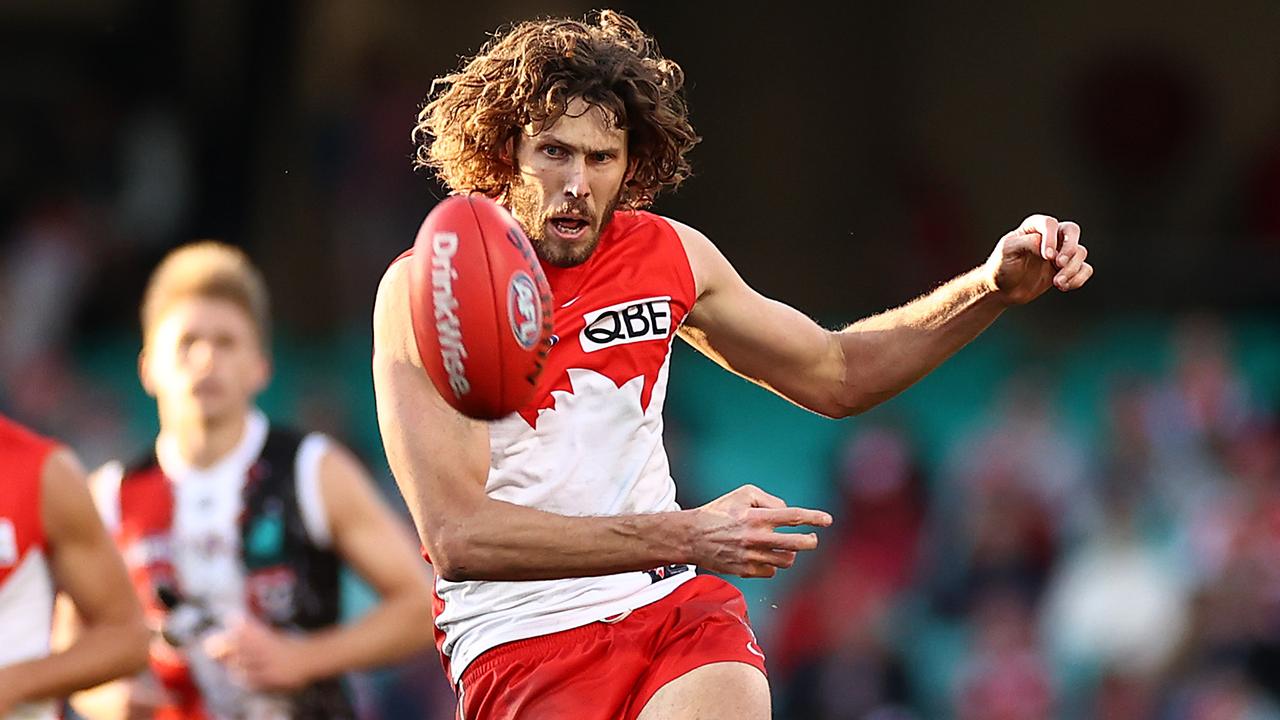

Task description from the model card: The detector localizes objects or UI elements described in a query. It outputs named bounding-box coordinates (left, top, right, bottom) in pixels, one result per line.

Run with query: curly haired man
left=373, top=11, right=1093, bottom=719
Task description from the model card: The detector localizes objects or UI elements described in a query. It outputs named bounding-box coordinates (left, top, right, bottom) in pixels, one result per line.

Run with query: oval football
left=407, top=195, right=553, bottom=420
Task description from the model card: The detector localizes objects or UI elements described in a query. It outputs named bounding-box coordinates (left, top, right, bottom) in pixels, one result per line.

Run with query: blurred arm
left=285, top=444, right=435, bottom=679
left=0, top=449, right=149, bottom=705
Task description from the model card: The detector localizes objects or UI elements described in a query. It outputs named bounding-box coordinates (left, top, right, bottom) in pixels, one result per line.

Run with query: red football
left=407, top=194, right=554, bottom=420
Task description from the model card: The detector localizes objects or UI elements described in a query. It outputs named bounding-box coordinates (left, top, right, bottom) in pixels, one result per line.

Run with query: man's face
left=508, top=98, right=629, bottom=267
left=141, top=297, right=269, bottom=426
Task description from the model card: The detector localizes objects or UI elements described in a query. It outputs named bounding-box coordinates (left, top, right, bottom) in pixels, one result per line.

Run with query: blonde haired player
left=76, top=241, right=434, bottom=718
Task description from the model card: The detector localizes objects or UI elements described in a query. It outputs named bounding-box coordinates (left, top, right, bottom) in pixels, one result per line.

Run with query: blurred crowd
left=770, top=317, right=1280, bottom=720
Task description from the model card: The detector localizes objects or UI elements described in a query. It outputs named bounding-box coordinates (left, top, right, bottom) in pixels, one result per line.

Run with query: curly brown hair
left=413, top=10, right=699, bottom=209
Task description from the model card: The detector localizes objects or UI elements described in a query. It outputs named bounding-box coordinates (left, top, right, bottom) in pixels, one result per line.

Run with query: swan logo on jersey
left=507, top=271, right=542, bottom=350
left=579, top=296, right=672, bottom=353
left=0, top=518, right=15, bottom=567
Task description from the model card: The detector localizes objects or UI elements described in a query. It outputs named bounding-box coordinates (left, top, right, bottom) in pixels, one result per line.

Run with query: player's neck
left=160, top=408, right=249, bottom=470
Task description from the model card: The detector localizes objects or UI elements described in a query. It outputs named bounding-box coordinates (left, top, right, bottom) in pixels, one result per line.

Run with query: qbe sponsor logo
left=579, top=296, right=672, bottom=353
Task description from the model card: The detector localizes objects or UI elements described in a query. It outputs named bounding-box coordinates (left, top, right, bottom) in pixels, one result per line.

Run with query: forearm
left=835, top=265, right=1006, bottom=414
left=292, top=590, right=432, bottom=681
left=0, top=619, right=148, bottom=705
left=431, top=498, right=695, bottom=582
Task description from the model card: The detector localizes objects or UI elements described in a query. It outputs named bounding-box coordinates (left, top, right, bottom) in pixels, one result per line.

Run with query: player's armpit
left=0, top=449, right=149, bottom=707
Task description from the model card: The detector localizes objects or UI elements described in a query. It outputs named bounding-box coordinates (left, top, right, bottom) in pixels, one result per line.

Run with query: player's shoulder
left=378, top=248, right=413, bottom=295
left=376, top=248, right=414, bottom=300
left=653, top=214, right=710, bottom=245
left=86, top=459, right=125, bottom=521
left=314, top=438, right=370, bottom=492
left=86, top=449, right=155, bottom=531
left=0, top=418, right=70, bottom=508
left=273, top=425, right=366, bottom=483
left=39, top=446, right=98, bottom=539
left=42, top=446, right=86, bottom=479
left=387, top=246, right=415, bottom=269
left=273, top=424, right=361, bottom=475
left=260, top=421, right=345, bottom=479
left=372, top=253, right=421, bottom=366
left=264, top=422, right=308, bottom=448
left=0, top=414, right=57, bottom=456
left=651, top=215, right=722, bottom=297
left=615, top=210, right=701, bottom=245
left=601, top=210, right=713, bottom=271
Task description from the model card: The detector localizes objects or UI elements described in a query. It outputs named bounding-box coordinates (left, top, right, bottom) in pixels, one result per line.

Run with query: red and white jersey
left=429, top=210, right=700, bottom=682
left=0, top=415, right=58, bottom=720
left=91, top=410, right=336, bottom=718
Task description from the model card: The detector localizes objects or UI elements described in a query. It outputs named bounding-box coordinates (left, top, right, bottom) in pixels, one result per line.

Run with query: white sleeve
left=88, top=461, right=124, bottom=534
left=294, top=434, right=333, bottom=549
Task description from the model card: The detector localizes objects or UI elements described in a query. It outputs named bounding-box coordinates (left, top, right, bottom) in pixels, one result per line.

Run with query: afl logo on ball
left=507, top=272, right=542, bottom=350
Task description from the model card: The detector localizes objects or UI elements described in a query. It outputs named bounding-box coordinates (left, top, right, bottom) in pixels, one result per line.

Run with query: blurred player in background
left=0, top=414, right=148, bottom=719
left=74, top=242, right=434, bottom=719
left=377, top=10, right=1094, bottom=720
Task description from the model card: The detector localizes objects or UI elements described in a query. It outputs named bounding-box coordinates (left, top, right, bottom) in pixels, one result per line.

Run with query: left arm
left=675, top=214, right=1093, bottom=418
left=0, top=449, right=149, bottom=712
left=215, top=443, right=435, bottom=690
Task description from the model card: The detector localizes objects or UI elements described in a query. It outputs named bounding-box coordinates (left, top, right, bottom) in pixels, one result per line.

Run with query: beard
left=507, top=180, right=620, bottom=268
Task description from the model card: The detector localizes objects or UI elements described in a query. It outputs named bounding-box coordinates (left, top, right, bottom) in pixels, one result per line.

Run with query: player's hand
left=985, top=214, right=1093, bottom=305
left=205, top=616, right=313, bottom=692
left=686, top=484, right=832, bottom=578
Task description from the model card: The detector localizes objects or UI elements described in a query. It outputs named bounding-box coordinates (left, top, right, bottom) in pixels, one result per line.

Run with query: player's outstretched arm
left=673, top=214, right=1093, bottom=418
left=373, top=260, right=831, bottom=582
left=0, top=449, right=149, bottom=714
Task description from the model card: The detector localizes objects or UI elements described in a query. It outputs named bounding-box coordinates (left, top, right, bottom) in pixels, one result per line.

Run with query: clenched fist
left=986, top=214, right=1093, bottom=305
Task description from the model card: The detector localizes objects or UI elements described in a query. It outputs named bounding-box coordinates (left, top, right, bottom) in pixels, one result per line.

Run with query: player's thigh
left=635, top=661, right=769, bottom=720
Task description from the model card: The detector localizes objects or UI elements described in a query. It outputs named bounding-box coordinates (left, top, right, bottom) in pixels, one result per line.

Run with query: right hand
left=687, top=484, right=832, bottom=578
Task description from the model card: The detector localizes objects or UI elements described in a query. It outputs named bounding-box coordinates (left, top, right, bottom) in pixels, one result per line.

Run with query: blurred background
left=3, top=0, right=1280, bottom=717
